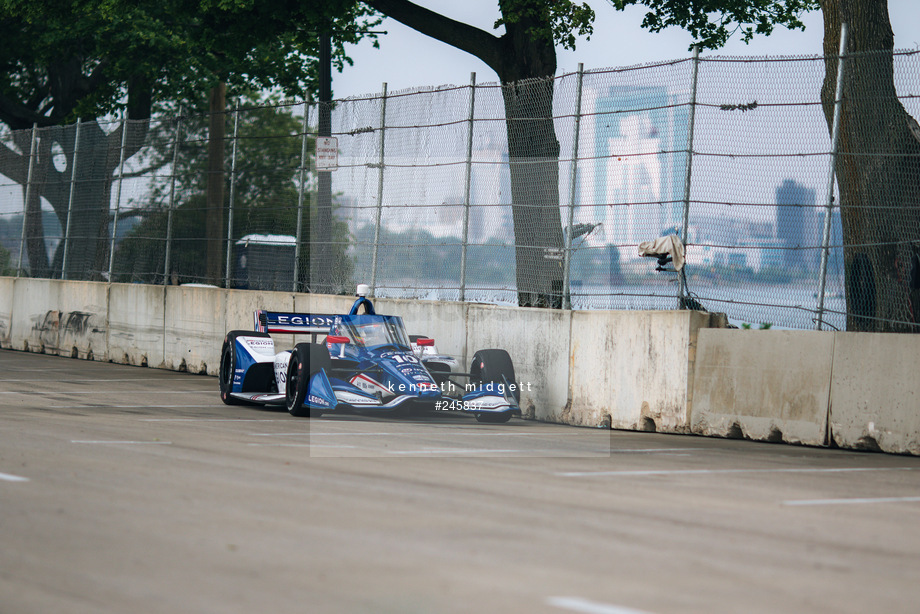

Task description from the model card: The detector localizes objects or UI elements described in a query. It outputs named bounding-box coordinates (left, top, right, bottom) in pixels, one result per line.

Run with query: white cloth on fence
left=638, top=235, right=685, bottom=271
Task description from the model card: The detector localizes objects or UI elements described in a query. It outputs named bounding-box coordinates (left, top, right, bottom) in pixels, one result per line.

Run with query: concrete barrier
left=162, top=285, right=228, bottom=373
left=569, top=309, right=716, bottom=432
left=5, top=279, right=108, bottom=359
left=298, top=293, right=353, bottom=316
left=5, top=276, right=919, bottom=455
left=466, top=303, right=572, bottom=423
left=0, top=277, right=14, bottom=345
left=108, top=283, right=166, bottom=367
left=375, top=297, right=469, bottom=365
left=691, top=329, right=834, bottom=446
left=829, top=333, right=920, bottom=455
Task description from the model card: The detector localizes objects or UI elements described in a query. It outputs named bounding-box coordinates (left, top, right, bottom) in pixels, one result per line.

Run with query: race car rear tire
left=469, top=349, right=518, bottom=424
left=219, top=330, right=272, bottom=406
left=286, top=343, right=331, bottom=417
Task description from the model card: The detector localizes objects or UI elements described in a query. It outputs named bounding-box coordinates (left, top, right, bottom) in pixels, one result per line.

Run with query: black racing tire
left=475, top=411, right=513, bottom=424
left=219, top=330, right=271, bottom=406
left=469, top=349, right=518, bottom=424
left=286, top=343, right=332, bottom=417
left=470, top=349, right=519, bottom=402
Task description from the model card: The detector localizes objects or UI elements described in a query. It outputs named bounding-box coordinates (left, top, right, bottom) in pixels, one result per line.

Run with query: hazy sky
left=333, top=1, right=920, bottom=98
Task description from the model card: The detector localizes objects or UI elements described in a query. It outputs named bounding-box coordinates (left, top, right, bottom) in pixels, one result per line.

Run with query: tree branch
left=82, top=59, right=113, bottom=101
left=0, top=92, right=44, bottom=130
left=363, top=0, right=504, bottom=75
left=0, top=140, right=28, bottom=185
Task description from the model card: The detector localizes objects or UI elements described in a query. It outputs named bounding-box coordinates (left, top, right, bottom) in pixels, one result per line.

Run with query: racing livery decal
left=220, top=290, right=521, bottom=423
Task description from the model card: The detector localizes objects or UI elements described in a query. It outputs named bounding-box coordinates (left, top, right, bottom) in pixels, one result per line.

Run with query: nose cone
left=416, top=384, right=441, bottom=399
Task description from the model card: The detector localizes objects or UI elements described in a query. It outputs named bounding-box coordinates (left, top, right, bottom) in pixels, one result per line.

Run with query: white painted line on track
left=1, top=378, right=192, bottom=382
left=248, top=431, right=579, bottom=437
left=71, top=440, right=173, bottom=445
left=556, top=467, right=919, bottom=477
left=0, top=368, right=83, bottom=373
left=548, top=596, right=656, bottom=614
left=608, top=448, right=697, bottom=454
left=53, top=405, right=217, bottom=409
left=0, top=390, right=210, bottom=395
left=389, top=448, right=529, bottom=455
left=0, top=472, right=30, bottom=483
left=253, top=432, right=418, bottom=436
left=784, top=496, right=920, bottom=506
left=141, top=419, right=288, bottom=422
left=247, top=443, right=358, bottom=448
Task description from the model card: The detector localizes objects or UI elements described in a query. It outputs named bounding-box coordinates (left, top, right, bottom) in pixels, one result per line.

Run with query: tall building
left=775, top=179, right=817, bottom=270
left=578, top=84, right=690, bottom=250
left=468, top=135, right=512, bottom=244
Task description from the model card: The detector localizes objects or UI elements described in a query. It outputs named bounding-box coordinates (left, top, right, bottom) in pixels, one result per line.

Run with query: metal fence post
left=164, top=107, right=183, bottom=285
left=817, top=22, right=849, bottom=331
left=459, top=73, right=476, bottom=302
left=680, top=46, right=701, bottom=304
left=17, top=123, right=38, bottom=277
left=62, top=120, right=82, bottom=280
left=224, top=99, right=241, bottom=289
left=370, top=82, right=387, bottom=295
left=108, top=114, right=129, bottom=281
left=562, top=64, right=584, bottom=310
left=294, top=102, right=311, bottom=292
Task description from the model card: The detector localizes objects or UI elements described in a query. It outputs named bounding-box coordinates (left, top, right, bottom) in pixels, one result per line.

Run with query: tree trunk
left=821, top=0, right=920, bottom=331
left=0, top=73, right=150, bottom=280
left=314, top=31, right=333, bottom=294
left=207, top=83, right=227, bottom=285
left=23, top=135, right=50, bottom=278
left=77, top=121, right=121, bottom=280
left=4, top=121, right=144, bottom=280
left=501, top=77, right=565, bottom=308
left=496, top=18, right=565, bottom=308
left=361, top=0, right=566, bottom=307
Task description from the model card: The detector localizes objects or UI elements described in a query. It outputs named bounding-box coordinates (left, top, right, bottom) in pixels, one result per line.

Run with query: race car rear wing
left=254, top=310, right=338, bottom=335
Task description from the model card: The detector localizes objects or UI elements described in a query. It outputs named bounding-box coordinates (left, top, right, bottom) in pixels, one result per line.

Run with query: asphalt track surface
left=2, top=349, right=920, bottom=614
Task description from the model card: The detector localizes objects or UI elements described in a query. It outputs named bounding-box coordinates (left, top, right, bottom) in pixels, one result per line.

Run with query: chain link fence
left=1, top=48, right=919, bottom=331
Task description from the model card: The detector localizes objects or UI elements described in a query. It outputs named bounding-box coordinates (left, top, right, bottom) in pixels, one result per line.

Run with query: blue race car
left=218, top=287, right=521, bottom=423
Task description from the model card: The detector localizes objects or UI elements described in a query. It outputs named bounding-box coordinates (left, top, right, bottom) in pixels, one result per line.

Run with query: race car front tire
left=219, top=330, right=272, bottom=405
left=474, top=411, right=513, bottom=424
left=469, top=349, right=518, bottom=423
left=286, top=343, right=331, bottom=417
left=470, top=349, right=518, bottom=400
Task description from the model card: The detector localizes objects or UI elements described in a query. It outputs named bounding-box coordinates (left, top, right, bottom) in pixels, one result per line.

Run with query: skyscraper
left=775, top=179, right=816, bottom=270
left=580, top=84, right=689, bottom=249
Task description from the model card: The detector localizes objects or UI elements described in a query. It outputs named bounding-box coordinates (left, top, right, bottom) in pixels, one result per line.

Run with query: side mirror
left=327, top=335, right=350, bottom=344
left=416, top=338, right=435, bottom=347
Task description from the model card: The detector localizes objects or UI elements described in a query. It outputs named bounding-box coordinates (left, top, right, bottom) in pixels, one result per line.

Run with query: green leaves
left=494, top=0, right=595, bottom=50
left=0, top=0, right=381, bottom=127
left=610, top=0, right=820, bottom=50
